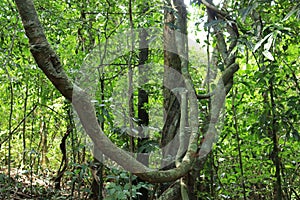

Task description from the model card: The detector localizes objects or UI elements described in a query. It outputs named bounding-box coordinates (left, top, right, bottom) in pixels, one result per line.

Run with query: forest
left=0, top=0, right=299, bottom=199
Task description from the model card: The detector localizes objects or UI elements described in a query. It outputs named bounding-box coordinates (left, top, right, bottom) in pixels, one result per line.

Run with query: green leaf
left=204, top=19, right=224, bottom=28
left=264, top=34, right=273, bottom=51
left=262, top=50, right=274, bottom=61
left=253, top=33, right=273, bottom=52
left=282, top=6, right=298, bottom=21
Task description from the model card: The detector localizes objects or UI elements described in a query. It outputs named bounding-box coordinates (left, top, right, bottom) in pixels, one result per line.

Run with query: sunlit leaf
left=264, top=34, right=273, bottom=51
left=253, top=33, right=273, bottom=52
left=262, top=50, right=274, bottom=61
left=282, top=6, right=298, bottom=21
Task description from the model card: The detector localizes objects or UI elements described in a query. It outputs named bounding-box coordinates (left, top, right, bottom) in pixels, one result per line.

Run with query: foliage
left=0, top=0, right=299, bottom=199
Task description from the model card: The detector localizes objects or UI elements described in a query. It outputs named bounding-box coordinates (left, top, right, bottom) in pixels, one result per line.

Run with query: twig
left=0, top=105, right=38, bottom=147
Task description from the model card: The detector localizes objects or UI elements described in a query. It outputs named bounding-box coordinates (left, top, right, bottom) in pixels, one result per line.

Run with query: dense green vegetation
left=0, top=0, right=299, bottom=199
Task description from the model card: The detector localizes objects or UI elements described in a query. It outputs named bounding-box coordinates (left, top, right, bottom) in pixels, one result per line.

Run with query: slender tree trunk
left=134, top=28, right=150, bottom=200
left=161, top=0, right=194, bottom=199
left=22, top=83, right=29, bottom=165
left=232, top=88, right=246, bottom=200
left=269, top=80, right=282, bottom=200
left=40, top=120, right=48, bottom=169
left=160, top=0, right=182, bottom=197
left=162, top=0, right=182, bottom=171
left=90, top=78, right=105, bottom=200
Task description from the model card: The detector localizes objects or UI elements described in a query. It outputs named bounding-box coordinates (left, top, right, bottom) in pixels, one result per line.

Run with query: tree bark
left=15, top=0, right=198, bottom=184
left=15, top=0, right=239, bottom=189
left=135, top=28, right=150, bottom=200
left=162, top=2, right=182, bottom=169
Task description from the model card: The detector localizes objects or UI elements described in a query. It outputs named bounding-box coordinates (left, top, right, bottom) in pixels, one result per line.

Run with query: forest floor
left=0, top=168, right=62, bottom=200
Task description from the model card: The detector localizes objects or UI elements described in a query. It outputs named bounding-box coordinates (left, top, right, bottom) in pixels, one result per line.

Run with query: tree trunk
left=135, top=28, right=150, bottom=199
left=15, top=0, right=238, bottom=187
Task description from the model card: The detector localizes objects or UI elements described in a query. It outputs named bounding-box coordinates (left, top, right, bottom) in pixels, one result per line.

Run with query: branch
left=15, top=0, right=73, bottom=101
left=197, top=92, right=214, bottom=99
left=201, top=0, right=227, bottom=18
left=157, top=181, right=181, bottom=200
left=195, top=1, right=240, bottom=160
left=202, top=0, right=239, bottom=66
left=0, top=105, right=37, bottom=147
left=15, top=0, right=196, bottom=184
